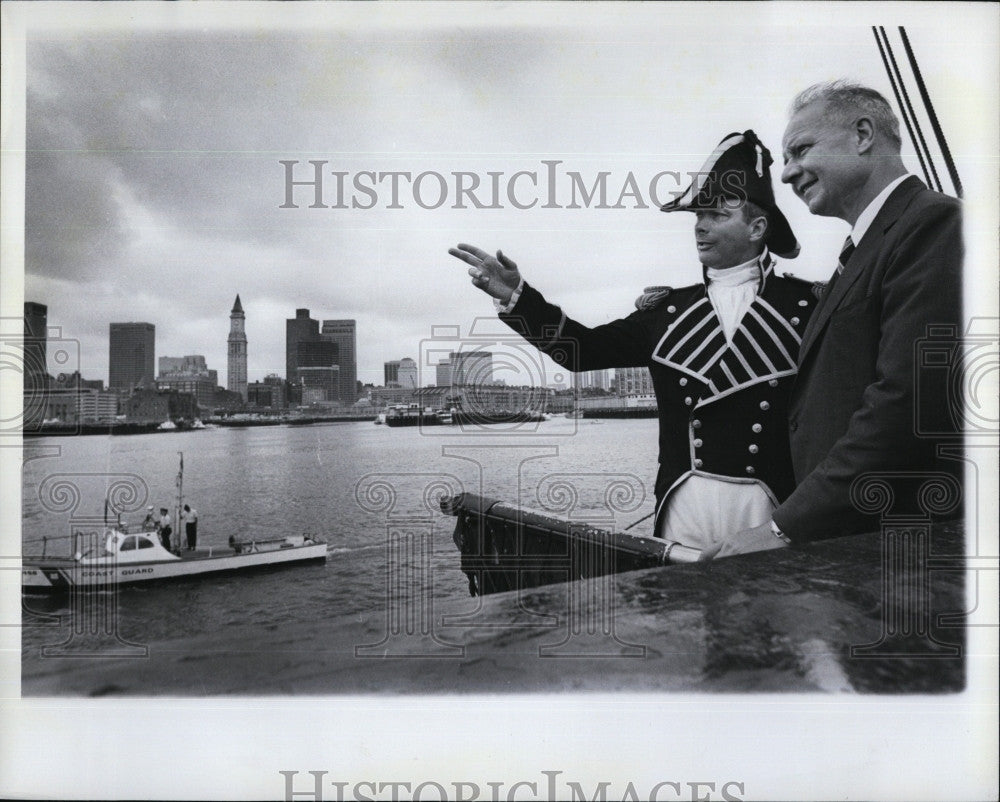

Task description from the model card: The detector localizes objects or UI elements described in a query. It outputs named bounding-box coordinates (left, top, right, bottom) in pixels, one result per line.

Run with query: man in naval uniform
left=450, top=131, right=819, bottom=553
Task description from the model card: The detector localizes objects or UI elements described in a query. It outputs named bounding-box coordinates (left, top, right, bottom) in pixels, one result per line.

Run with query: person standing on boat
left=156, top=507, right=173, bottom=552
left=142, top=506, right=156, bottom=531
left=450, top=131, right=819, bottom=553
left=182, top=504, right=198, bottom=551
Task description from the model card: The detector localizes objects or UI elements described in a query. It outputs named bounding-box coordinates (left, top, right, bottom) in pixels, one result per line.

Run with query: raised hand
left=448, top=243, right=522, bottom=305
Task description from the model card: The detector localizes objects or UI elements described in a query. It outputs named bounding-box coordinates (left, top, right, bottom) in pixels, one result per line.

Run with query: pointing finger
left=455, top=243, right=491, bottom=260
left=449, top=247, right=485, bottom=267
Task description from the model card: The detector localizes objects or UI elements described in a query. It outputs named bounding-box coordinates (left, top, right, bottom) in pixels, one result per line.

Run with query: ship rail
left=22, top=531, right=107, bottom=559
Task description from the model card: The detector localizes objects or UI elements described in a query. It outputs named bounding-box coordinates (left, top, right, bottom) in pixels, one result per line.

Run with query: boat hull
left=22, top=543, right=328, bottom=594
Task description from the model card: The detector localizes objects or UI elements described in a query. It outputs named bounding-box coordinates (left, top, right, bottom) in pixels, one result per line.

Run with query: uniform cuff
left=494, top=278, right=525, bottom=313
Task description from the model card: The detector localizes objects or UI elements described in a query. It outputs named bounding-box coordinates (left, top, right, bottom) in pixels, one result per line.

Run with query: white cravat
left=706, top=255, right=762, bottom=343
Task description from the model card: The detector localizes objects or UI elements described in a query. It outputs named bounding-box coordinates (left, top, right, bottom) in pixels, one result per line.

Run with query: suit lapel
left=798, top=176, right=925, bottom=364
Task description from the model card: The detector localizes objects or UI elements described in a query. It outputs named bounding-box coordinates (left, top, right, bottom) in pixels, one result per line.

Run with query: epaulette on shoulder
left=782, top=272, right=826, bottom=300
left=634, top=285, right=672, bottom=312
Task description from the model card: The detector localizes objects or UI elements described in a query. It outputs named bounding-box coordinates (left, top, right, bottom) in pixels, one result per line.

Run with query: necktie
left=837, top=235, right=855, bottom=274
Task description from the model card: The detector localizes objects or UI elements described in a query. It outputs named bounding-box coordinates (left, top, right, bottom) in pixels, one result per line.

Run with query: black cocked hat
left=660, top=130, right=800, bottom=259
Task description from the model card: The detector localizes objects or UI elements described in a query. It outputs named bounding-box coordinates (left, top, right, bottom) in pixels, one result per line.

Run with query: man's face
left=781, top=101, right=863, bottom=220
left=693, top=204, right=760, bottom=269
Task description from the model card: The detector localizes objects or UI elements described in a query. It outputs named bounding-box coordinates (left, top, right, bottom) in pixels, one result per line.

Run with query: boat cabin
left=97, top=529, right=180, bottom=563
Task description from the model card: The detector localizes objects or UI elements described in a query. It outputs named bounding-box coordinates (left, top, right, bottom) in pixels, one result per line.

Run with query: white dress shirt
left=851, top=174, right=911, bottom=246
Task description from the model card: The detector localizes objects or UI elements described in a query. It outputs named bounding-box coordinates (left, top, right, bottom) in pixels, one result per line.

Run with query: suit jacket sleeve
left=773, top=200, right=963, bottom=541
left=499, top=282, right=651, bottom=371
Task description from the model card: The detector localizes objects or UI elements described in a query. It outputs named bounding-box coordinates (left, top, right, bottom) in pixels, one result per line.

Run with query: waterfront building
left=211, top=388, right=245, bottom=412
left=227, top=294, right=248, bottom=401
left=156, top=354, right=218, bottom=409
left=370, top=385, right=418, bottom=407
left=320, top=319, right=357, bottom=404
left=614, top=365, right=654, bottom=397
left=125, top=388, right=198, bottom=423
left=299, top=365, right=341, bottom=405
left=109, top=322, right=155, bottom=392
left=247, top=373, right=287, bottom=410
left=52, top=371, right=104, bottom=392
left=77, top=389, right=120, bottom=422
left=156, top=375, right=216, bottom=409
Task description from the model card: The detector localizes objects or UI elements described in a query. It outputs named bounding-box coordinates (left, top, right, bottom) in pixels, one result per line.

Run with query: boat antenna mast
left=175, top=451, right=184, bottom=553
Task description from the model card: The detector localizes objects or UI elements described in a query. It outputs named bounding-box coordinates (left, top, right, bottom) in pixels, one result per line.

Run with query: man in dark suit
left=706, top=81, right=963, bottom=558
left=450, top=131, right=819, bottom=555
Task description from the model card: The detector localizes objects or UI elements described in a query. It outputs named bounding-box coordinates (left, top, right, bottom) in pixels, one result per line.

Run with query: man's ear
left=855, top=116, right=876, bottom=154
left=749, top=214, right=768, bottom=243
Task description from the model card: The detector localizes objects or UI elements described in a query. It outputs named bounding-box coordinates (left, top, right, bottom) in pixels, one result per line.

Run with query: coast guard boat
left=22, top=451, right=327, bottom=594
left=22, top=527, right=327, bottom=594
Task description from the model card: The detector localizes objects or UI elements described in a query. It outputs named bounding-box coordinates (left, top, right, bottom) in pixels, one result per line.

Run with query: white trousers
left=659, top=474, right=776, bottom=551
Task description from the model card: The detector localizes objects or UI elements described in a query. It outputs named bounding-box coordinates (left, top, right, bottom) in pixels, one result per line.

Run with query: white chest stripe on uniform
left=652, top=291, right=802, bottom=402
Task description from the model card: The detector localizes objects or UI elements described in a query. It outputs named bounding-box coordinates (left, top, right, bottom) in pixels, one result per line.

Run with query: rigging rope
left=898, top=26, right=964, bottom=198
left=873, top=26, right=941, bottom=193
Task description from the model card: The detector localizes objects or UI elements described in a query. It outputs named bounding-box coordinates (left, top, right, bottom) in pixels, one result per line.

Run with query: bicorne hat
left=660, top=130, right=800, bottom=259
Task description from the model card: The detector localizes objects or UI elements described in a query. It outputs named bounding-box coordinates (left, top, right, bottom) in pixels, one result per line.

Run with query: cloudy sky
left=3, top=2, right=998, bottom=798
left=9, top=3, right=999, bottom=390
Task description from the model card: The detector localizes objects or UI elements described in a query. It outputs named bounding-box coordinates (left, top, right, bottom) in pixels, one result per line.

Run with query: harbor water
left=21, top=417, right=661, bottom=659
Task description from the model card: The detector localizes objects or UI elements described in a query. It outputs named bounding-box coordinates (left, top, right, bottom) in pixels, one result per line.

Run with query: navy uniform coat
left=500, top=256, right=819, bottom=528
left=773, top=176, right=963, bottom=541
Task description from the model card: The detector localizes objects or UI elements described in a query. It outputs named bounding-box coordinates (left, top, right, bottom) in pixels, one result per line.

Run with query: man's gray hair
left=790, top=80, right=902, bottom=150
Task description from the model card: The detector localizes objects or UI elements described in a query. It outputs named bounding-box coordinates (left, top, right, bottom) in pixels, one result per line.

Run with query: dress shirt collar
left=851, top=173, right=911, bottom=247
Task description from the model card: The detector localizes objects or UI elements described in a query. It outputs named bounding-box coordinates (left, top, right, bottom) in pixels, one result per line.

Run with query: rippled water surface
left=22, top=418, right=660, bottom=651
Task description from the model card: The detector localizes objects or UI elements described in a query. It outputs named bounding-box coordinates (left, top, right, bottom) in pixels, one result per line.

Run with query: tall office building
left=452, top=349, right=493, bottom=386
left=297, top=339, right=339, bottom=402
left=384, top=360, right=401, bottom=386
left=320, top=319, right=357, bottom=404
left=227, top=295, right=248, bottom=401
left=23, top=302, right=48, bottom=392
left=109, top=322, right=155, bottom=392
left=580, top=369, right=610, bottom=391
left=286, top=309, right=319, bottom=384
left=435, top=358, right=452, bottom=388
left=23, top=302, right=49, bottom=428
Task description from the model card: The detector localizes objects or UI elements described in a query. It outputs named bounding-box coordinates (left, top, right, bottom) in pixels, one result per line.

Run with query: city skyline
left=23, top=16, right=997, bottom=398
left=30, top=295, right=410, bottom=391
